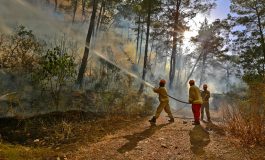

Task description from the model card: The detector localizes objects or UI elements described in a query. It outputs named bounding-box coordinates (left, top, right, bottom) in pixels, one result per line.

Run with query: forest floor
left=0, top=111, right=265, bottom=160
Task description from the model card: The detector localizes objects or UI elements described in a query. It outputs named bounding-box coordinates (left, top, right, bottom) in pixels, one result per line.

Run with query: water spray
left=0, top=92, right=17, bottom=101
left=92, top=50, right=190, bottom=104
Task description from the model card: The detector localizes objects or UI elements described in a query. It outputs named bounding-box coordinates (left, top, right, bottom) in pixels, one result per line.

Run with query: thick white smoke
left=0, top=0, right=88, bottom=44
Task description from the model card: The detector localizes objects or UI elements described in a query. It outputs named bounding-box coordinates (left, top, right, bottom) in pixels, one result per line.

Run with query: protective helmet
left=203, top=84, right=208, bottom=88
left=160, top=79, right=166, bottom=84
left=189, top=80, right=195, bottom=85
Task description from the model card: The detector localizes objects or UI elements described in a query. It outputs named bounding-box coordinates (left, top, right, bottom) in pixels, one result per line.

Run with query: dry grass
left=0, top=111, right=147, bottom=159
left=223, top=83, right=265, bottom=146
left=0, top=143, right=60, bottom=160
left=54, top=120, right=74, bottom=140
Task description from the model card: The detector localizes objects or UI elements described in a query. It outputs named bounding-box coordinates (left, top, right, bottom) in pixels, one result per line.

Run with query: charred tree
left=139, top=0, right=152, bottom=93
left=169, top=0, right=181, bottom=88
left=72, top=0, right=78, bottom=23
left=96, top=0, right=105, bottom=33
left=76, top=0, right=98, bottom=86
left=135, top=15, right=141, bottom=64
left=138, top=24, right=144, bottom=64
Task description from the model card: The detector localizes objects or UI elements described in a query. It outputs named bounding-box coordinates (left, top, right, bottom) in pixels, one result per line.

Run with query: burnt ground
left=67, top=115, right=265, bottom=160
left=0, top=111, right=148, bottom=159
left=0, top=111, right=265, bottom=160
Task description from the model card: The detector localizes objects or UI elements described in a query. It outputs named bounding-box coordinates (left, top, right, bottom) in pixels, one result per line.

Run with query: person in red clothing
left=188, top=80, right=203, bottom=125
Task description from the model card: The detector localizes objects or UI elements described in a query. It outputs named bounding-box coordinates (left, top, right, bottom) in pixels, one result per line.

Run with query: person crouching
left=149, top=79, right=174, bottom=124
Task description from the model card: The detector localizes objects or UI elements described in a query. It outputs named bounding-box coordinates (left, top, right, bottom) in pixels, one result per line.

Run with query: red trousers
left=192, top=104, right=201, bottom=123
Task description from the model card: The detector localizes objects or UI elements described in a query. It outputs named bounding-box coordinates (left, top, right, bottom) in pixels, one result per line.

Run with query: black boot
left=168, top=118, right=174, bottom=123
left=149, top=116, right=156, bottom=123
left=192, top=121, right=200, bottom=125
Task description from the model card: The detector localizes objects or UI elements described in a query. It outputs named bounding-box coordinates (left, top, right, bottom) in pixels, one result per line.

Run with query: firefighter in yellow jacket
left=149, top=79, right=174, bottom=124
left=188, top=80, right=203, bottom=125
left=201, top=84, right=211, bottom=122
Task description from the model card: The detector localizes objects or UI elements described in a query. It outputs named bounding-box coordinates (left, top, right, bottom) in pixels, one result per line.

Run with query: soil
left=0, top=111, right=265, bottom=160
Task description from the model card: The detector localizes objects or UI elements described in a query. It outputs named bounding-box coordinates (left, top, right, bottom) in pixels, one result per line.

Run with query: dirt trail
left=68, top=115, right=265, bottom=160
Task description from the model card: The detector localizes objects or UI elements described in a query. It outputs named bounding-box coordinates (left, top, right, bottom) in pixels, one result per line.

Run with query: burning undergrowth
left=0, top=25, right=157, bottom=157
left=0, top=25, right=157, bottom=119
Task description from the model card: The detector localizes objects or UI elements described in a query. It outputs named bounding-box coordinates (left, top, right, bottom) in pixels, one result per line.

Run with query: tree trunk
left=164, top=56, right=167, bottom=72
left=148, top=44, right=153, bottom=63
left=199, top=52, right=207, bottom=87
left=176, top=44, right=182, bottom=87
left=149, top=37, right=155, bottom=64
left=184, top=52, right=203, bottom=85
left=138, top=24, right=144, bottom=64
left=76, top=0, right=98, bottom=86
left=255, top=6, right=265, bottom=77
left=154, top=48, right=158, bottom=68
left=127, top=23, right=130, bottom=41
left=169, top=0, right=181, bottom=88
left=225, top=65, right=230, bottom=92
left=150, top=37, right=155, bottom=53
left=139, top=0, right=152, bottom=93
left=72, top=0, right=78, bottom=23
left=135, top=15, right=141, bottom=63
left=169, top=33, right=177, bottom=88
left=82, top=0, right=86, bottom=18
left=176, top=68, right=181, bottom=87
left=96, top=0, right=104, bottom=33
left=54, top=0, right=58, bottom=11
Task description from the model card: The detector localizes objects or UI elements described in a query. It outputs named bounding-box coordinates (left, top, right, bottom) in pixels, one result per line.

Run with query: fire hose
left=146, top=83, right=190, bottom=104
left=165, top=94, right=190, bottom=114
left=167, top=94, right=190, bottom=104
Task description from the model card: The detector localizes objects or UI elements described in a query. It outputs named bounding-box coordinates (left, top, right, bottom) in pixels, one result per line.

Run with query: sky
left=181, top=0, right=232, bottom=92
left=183, top=0, right=231, bottom=45
left=211, top=0, right=231, bottom=20
left=0, top=0, right=235, bottom=94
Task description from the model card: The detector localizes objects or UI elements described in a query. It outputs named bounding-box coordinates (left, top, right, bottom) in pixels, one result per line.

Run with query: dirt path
left=67, top=115, right=265, bottom=160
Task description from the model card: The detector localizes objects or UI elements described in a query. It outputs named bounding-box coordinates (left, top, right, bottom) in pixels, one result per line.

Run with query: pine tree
left=229, top=0, right=265, bottom=82
left=189, top=19, right=227, bottom=87
left=163, top=0, right=216, bottom=88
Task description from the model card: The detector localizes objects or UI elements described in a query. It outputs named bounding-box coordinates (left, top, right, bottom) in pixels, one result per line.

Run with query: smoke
left=0, top=0, right=88, bottom=44
left=0, top=0, right=236, bottom=119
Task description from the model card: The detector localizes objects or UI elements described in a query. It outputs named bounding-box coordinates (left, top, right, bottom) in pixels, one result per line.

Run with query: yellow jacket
left=189, top=85, right=203, bottom=104
left=153, top=87, right=169, bottom=102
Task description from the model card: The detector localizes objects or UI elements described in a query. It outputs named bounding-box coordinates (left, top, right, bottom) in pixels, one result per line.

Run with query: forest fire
left=0, top=0, right=265, bottom=159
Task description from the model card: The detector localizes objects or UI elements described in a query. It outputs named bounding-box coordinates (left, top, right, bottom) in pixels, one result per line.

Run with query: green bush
left=32, top=47, right=76, bottom=109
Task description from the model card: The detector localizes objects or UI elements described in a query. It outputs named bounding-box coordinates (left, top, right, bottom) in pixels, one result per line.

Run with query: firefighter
left=188, top=80, right=203, bottom=125
left=201, top=84, right=211, bottom=122
left=149, top=79, right=174, bottom=124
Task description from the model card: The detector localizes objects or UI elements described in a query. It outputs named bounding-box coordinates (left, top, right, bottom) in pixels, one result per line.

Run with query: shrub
left=223, top=83, right=265, bottom=145
left=0, top=25, right=44, bottom=73
left=32, top=47, right=76, bottom=109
